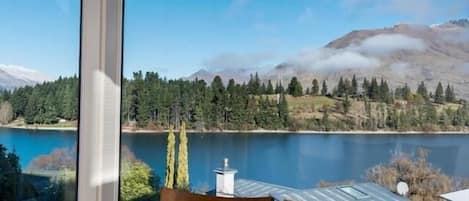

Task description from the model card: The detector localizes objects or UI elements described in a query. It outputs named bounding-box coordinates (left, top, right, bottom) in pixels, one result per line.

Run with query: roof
left=234, top=179, right=410, bottom=201
left=440, top=189, right=469, bottom=201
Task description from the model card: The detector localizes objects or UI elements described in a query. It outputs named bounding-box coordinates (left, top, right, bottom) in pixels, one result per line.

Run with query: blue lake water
left=1, top=128, right=469, bottom=190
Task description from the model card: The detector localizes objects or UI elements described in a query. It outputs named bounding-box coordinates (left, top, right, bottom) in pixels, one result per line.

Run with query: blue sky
left=0, top=0, right=467, bottom=79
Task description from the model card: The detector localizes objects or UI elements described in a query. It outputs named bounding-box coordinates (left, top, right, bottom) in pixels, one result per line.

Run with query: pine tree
left=312, top=79, right=319, bottom=96
left=343, top=95, right=351, bottom=114
left=24, top=89, right=39, bottom=124
left=278, top=93, right=289, bottom=127
left=321, top=107, right=329, bottom=131
left=321, top=80, right=328, bottom=96
left=266, top=80, right=274, bottom=94
left=351, top=75, right=358, bottom=96
left=403, top=83, right=412, bottom=101
left=260, top=82, right=266, bottom=94
left=275, top=82, right=284, bottom=94
left=434, top=82, right=444, bottom=104
left=369, top=78, right=379, bottom=100
left=254, top=73, right=261, bottom=94
left=337, top=77, right=345, bottom=97
left=164, top=126, right=176, bottom=189
left=445, top=84, right=455, bottom=103
left=379, top=79, right=390, bottom=103
left=227, top=79, right=236, bottom=95
left=287, top=77, right=303, bottom=97
left=417, top=81, right=428, bottom=100
left=362, top=78, right=370, bottom=96
left=210, top=76, right=225, bottom=127
left=176, top=122, right=189, bottom=190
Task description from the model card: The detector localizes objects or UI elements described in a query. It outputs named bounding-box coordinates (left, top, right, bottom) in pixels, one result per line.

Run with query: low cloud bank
left=286, top=33, right=426, bottom=71
left=350, top=34, right=426, bottom=56
left=287, top=48, right=379, bottom=71
left=203, top=34, right=428, bottom=73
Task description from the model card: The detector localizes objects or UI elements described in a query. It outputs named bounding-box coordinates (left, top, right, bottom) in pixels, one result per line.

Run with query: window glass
left=121, top=1, right=469, bottom=201
left=0, top=1, right=80, bottom=200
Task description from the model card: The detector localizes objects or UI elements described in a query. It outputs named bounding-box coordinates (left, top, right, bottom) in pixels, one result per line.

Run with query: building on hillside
left=208, top=158, right=410, bottom=201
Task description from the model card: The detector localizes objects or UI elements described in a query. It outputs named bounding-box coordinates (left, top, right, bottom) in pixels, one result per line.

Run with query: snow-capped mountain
left=0, top=64, right=53, bottom=90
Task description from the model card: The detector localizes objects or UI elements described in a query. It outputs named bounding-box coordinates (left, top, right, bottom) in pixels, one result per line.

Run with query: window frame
left=78, top=0, right=124, bottom=201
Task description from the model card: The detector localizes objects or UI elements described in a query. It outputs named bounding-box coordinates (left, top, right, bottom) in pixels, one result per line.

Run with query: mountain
left=0, top=65, right=53, bottom=90
left=186, top=68, right=253, bottom=84
left=188, top=18, right=469, bottom=99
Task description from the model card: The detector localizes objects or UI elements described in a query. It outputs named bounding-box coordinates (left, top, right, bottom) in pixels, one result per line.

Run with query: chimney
left=214, top=158, right=238, bottom=197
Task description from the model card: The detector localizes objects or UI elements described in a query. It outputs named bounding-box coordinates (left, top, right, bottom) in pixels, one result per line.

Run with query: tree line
left=1, top=71, right=468, bottom=131
left=121, top=71, right=290, bottom=130
left=0, top=75, right=79, bottom=124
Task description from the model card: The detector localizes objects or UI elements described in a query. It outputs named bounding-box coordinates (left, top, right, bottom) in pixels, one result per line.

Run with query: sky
left=0, top=0, right=467, bottom=79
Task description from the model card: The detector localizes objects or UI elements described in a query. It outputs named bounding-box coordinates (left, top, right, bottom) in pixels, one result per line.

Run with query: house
left=440, top=189, right=469, bottom=201
left=210, top=158, right=410, bottom=201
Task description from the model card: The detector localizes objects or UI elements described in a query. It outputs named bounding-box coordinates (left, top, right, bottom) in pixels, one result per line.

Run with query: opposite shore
left=1, top=124, right=468, bottom=135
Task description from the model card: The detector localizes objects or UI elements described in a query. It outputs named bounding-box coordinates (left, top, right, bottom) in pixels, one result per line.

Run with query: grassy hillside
left=283, top=95, right=467, bottom=131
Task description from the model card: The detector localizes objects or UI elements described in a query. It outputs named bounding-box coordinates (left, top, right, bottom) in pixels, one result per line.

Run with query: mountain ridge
left=0, top=64, right=53, bottom=90
left=188, top=18, right=469, bottom=99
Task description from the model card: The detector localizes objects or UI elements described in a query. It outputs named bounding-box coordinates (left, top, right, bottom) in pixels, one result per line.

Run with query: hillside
left=0, top=64, right=52, bottom=90
left=189, top=19, right=469, bottom=99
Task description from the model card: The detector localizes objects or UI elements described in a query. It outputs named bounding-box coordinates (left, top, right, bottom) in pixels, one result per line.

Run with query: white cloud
left=349, top=34, right=426, bottom=56
left=288, top=48, right=380, bottom=71
left=203, top=52, right=276, bottom=71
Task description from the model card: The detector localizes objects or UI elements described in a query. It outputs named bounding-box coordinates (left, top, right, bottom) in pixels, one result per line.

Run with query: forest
left=1, top=71, right=469, bottom=132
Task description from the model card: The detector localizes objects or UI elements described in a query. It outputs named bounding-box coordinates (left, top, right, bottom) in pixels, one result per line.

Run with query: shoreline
left=0, top=124, right=468, bottom=135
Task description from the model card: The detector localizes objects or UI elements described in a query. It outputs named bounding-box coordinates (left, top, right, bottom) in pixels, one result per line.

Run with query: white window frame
left=78, top=0, right=124, bottom=200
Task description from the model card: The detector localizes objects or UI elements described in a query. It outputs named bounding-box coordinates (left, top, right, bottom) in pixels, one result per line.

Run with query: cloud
left=341, top=0, right=469, bottom=22
left=287, top=48, right=380, bottom=71
left=463, top=63, right=469, bottom=74
left=202, top=52, right=276, bottom=71
left=278, top=33, right=425, bottom=72
left=349, top=34, right=426, bottom=56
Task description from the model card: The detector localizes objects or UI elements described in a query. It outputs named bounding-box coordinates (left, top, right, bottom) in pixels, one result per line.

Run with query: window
left=119, top=1, right=469, bottom=201
left=0, top=1, right=81, bottom=200
left=338, top=186, right=369, bottom=199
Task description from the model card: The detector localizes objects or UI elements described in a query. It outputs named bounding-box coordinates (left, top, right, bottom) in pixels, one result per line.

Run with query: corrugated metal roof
left=234, top=179, right=410, bottom=201
left=440, top=189, right=469, bottom=201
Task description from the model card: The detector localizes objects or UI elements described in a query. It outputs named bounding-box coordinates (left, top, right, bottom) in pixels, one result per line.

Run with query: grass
left=286, top=95, right=337, bottom=120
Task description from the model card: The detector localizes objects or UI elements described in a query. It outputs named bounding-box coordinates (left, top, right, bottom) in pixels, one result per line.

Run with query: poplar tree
left=176, top=122, right=189, bottom=190
left=164, top=126, right=176, bottom=189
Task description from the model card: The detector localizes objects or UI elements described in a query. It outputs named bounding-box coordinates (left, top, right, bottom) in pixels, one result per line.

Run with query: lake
left=1, top=128, right=468, bottom=190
